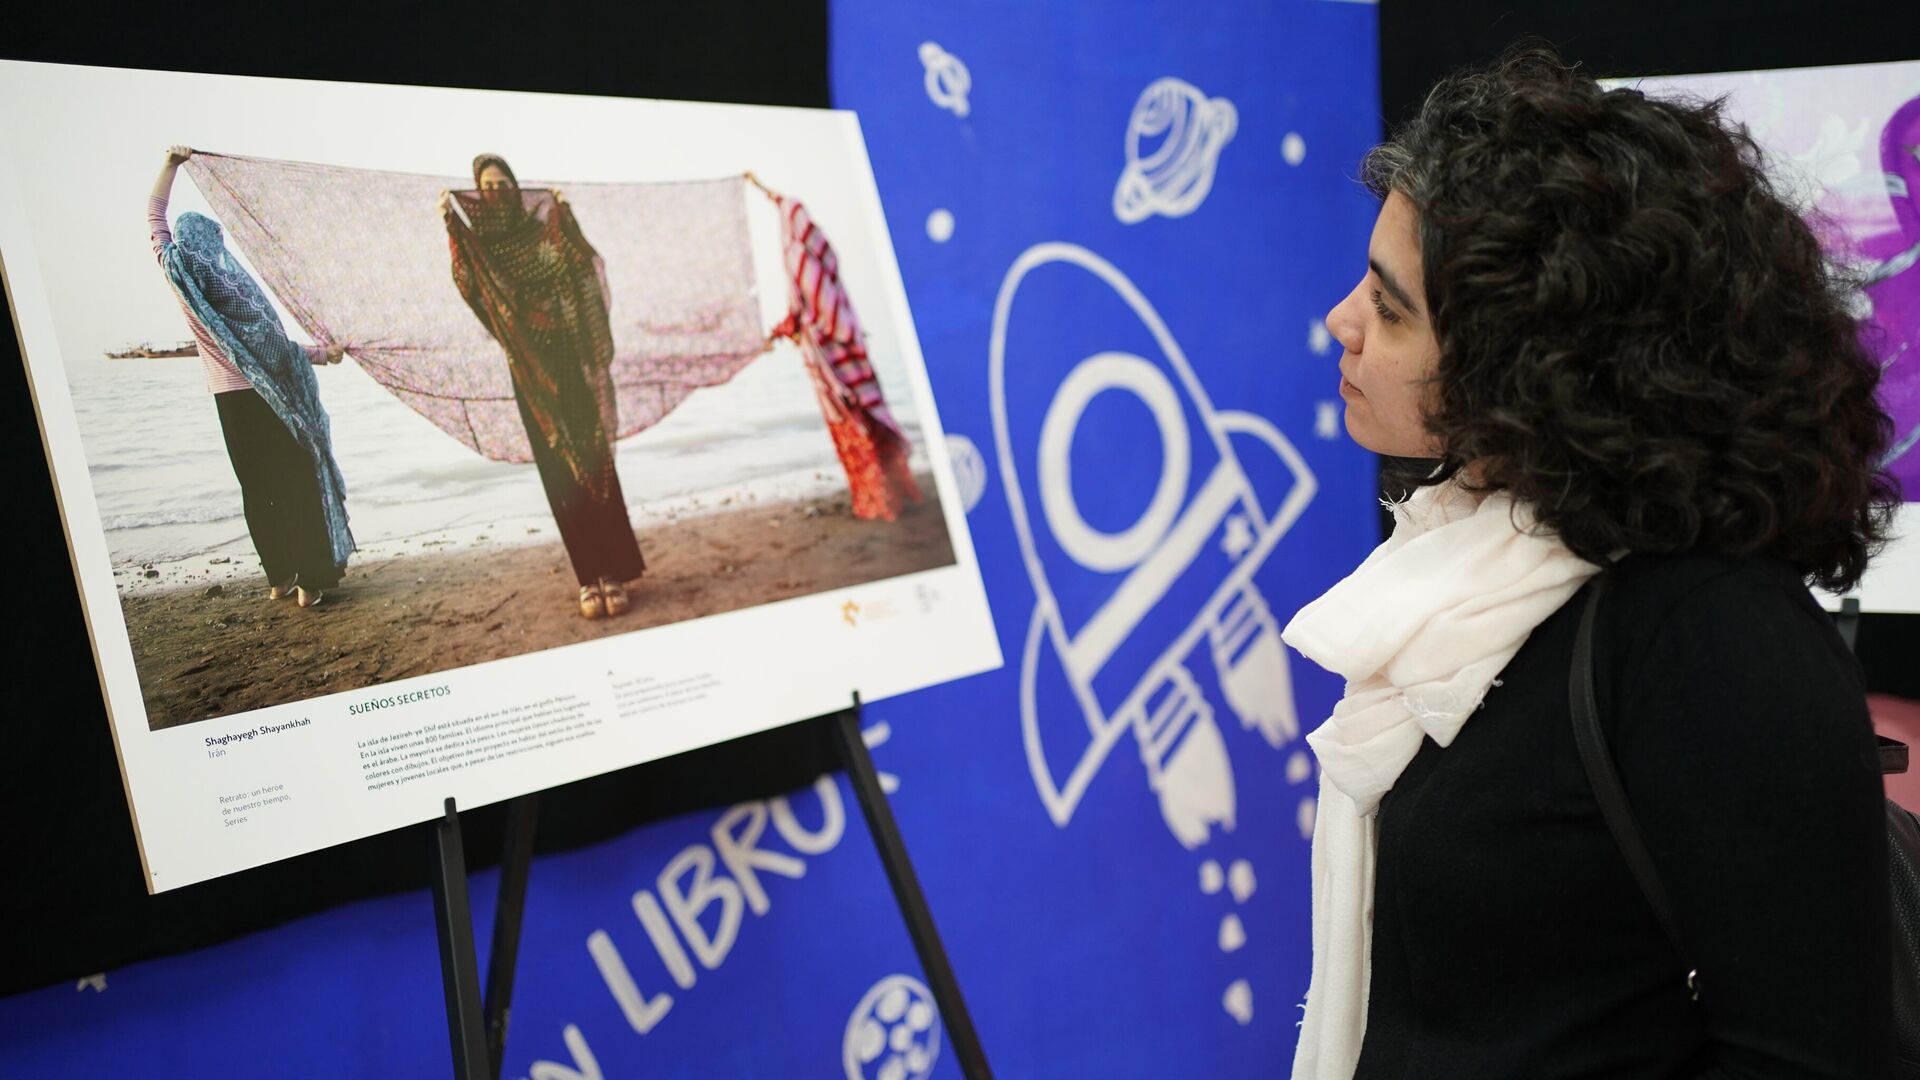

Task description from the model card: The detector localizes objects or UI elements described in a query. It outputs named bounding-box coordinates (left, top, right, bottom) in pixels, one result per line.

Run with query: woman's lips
left=1339, top=376, right=1361, bottom=397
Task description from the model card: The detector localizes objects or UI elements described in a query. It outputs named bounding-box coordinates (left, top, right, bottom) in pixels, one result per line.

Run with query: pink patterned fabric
left=773, top=195, right=905, bottom=437
left=770, top=192, right=922, bottom=520
left=182, top=154, right=769, bottom=463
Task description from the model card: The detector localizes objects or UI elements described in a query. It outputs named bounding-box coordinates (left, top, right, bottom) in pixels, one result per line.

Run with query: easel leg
left=429, top=797, right=490, bottom=1080
left=485, top=795, right=540, bottom=1080
left=829, top=693, right=994, bottom=1080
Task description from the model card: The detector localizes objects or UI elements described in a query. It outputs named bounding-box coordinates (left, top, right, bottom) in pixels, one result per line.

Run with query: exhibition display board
left=0, top=61, right=1000, bottom=891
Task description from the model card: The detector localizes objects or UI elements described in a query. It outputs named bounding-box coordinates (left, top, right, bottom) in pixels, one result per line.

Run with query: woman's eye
left=1370, top=289, right=1402, bottom=326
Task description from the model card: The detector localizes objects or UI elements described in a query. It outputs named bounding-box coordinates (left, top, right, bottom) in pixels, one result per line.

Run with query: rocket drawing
left=990, top=243, right=1317, bottom=848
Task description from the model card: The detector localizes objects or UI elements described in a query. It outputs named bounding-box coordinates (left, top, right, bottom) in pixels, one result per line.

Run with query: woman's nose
left=1326, top=286, right=1364, bottom=356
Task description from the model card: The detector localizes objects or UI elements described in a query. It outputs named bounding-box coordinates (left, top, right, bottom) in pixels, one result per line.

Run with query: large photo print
left=0, top=62, right=998, bottom=889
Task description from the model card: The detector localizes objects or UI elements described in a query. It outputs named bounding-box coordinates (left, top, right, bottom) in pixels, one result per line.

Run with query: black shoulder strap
left=1570, top=571, right=1693, bottom=978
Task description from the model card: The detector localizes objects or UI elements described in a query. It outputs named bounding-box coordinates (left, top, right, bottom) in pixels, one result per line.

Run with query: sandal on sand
left=268, top=576, right=296, bottom=601
left=579, top=582, right=606, bottom=620
left=295, top=586, right=324, bottom=609
left=600, top=577, right=631, bottom=617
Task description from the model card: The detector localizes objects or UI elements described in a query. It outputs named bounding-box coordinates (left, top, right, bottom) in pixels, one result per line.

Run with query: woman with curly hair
left=1282, top=47, right=1897, bottom=1077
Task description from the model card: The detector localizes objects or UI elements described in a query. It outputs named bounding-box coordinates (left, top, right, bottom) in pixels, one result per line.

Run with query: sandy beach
left=121, top=475, right=954, bottom=730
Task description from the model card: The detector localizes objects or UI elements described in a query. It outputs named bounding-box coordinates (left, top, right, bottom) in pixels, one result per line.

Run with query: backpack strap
left=1569, top=570, right=1699, bottom=998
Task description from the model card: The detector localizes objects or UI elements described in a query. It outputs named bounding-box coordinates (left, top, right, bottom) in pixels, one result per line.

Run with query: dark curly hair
left=1367, top=45, right=1897, bottom=591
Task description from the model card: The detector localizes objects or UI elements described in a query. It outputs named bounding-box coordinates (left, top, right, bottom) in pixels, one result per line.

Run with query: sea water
left=66, top=346, right=925, bottom=582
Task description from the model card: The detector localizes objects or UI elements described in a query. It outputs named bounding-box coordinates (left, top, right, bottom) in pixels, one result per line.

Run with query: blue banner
left=827, top=3, right=1380, bottom=1074
left=0, top=3, right=1377, bottom=1076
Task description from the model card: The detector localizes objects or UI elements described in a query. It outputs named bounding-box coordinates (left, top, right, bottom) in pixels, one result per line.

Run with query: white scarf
left=1282, top=480, right=1599, bottom=1078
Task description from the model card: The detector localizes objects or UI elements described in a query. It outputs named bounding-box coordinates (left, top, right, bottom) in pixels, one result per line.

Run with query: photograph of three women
left=4, top=66, right=962, bottom=731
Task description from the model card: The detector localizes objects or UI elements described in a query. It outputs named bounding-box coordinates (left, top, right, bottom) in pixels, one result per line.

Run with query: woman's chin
left=1341, top=410, right=1384, bottom=453
left=1343, top=414, right=1428, bottom=459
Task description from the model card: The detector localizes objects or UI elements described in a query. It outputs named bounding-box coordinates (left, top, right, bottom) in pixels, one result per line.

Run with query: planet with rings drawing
left=1113, top=77, right=1238, bottom=224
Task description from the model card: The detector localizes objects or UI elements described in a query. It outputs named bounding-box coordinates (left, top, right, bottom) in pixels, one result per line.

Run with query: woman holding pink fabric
left=150, top=145, right=352, bottom=609
left=438, top=154, right=642, bottom=621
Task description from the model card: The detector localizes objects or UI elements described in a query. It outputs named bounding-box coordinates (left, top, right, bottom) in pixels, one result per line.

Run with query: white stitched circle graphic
left=1036, top=352, right=1190, bottom=572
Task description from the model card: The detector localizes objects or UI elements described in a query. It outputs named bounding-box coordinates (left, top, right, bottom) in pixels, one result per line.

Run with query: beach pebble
left=210, top=557, right=231, bottom=565
left=203, top=585, right=223, bottom=597
left=144, top=569, right=160, bottom=579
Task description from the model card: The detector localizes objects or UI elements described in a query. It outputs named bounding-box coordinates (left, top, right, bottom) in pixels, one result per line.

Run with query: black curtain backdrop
left=0, top=1, right=832, bottom=997
left=1378, top=0, right=1920, bottom=697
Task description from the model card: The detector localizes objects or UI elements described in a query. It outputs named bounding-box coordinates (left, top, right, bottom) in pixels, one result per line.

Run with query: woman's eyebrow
left=1369, top=257, right=1421, bottom=318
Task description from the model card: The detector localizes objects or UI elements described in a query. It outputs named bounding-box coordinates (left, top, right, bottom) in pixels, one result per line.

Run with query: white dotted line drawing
left=1228, top=858, right=1256, bottom=905
left=926, top=208, right=955, bottom=244
left=1202, top=854, right=1266, bottom=1022
left=1314, top=401, right=1341, bottom=441
left=1200, top=746, right=1321, bottom=1025
left=1223, top=978, right=1254, bottom=1025
left=1201, top=858, right=1225, bottom=895
left=1291, top=752, right=1319, bottom=842
left=1308, top=318, right=1334, bottom=356
left=1219, top=913, right=1247, bottom=953
left=944, top=433, right=988, bottom=514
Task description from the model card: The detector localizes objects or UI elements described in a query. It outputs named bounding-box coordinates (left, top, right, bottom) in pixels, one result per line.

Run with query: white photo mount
left=0, top=60, right=1001, bottom=891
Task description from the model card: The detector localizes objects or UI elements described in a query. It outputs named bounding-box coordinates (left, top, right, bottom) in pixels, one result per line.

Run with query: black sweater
left=1352, top=553, right=1891, bottom=1079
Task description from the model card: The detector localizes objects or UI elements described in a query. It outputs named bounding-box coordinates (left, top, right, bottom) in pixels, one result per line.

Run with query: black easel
left=429, top=793, right=537, bottom=1080
left=426, top=692, right=993, bottom=1079
left=828, top=693, right=992, bottom=1079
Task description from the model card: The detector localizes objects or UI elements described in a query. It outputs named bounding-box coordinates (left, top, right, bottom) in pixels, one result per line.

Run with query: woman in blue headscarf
left=150, top=145, right=353, bottom=607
